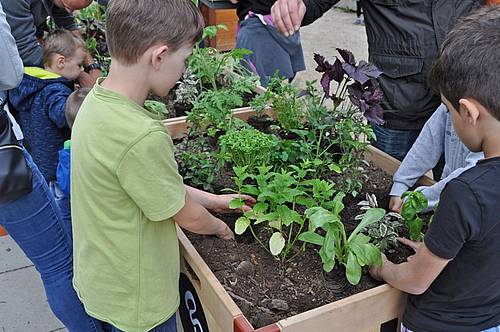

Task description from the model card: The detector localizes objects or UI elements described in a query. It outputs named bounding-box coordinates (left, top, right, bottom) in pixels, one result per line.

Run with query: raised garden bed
left=166, top=110, right=435, bottom=332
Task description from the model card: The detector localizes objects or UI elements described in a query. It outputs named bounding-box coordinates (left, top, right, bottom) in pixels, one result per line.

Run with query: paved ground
left=0, top=7, right=368, bottom=332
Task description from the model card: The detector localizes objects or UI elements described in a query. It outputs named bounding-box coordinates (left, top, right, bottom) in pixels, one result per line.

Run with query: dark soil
left=184, top=164, right=425, bottom=328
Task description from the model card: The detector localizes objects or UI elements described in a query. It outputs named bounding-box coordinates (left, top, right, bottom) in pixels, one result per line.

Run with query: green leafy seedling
left=401, top=191, right=428, bottom=241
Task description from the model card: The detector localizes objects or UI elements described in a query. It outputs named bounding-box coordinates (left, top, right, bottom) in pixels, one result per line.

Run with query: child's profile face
left=60, top=48, right=86, bottom=81
left=151, top=43, right=194, bottom=97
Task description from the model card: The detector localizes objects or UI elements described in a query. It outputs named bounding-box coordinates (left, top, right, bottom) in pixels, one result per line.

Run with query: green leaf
left=296, top=196, right=316, bottom=208
left=350, top=239, right=381, bottom=267
left=346, top=251, right=362, bottom=285
left=234, top=216, right=250, bottom=235
left=408, top=216, right=424, bottom=241
left=242, top=185, right=259, bottom=196
left=255, top=212, right=277, bottom=225
left=319, top=223, right=338, bottom=272
left=305, top=207, right=339, bottom=231
left=269, top=232, right=286, bottom=256
left=229, top=198, right=245, bottom=210
left=328, top=163, right=342, bottom=174
left=298, top=231, right=325, bottom=246
left=252, top=202, right=268, bottom=215
left=348, top=208, right=385, bottom=242
left=352, top=233, right=371, bottom=245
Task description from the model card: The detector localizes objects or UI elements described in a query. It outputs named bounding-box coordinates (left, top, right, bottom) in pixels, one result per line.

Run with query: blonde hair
left=106, top=0, right=204, bottom=64
left=43, top=29, right=86, bottom=67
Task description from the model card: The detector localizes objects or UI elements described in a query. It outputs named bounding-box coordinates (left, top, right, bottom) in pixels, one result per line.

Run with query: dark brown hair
left=106, top=0, right=204, bottom=64
left=429, top=6, right=500, bottom=120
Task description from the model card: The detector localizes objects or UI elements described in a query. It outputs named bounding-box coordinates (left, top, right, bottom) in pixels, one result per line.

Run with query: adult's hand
left=271, top=0, right=306, bottom=36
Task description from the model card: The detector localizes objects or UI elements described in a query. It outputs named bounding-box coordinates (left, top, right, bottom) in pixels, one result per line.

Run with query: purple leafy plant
left=313, top=49, right=385, bottom=124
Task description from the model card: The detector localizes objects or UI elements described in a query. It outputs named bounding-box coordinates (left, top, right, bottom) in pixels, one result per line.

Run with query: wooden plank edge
left=365, top=145, right=435, bottom=186
left=276, top=284, right=402, bottom=329
left=177, top=226, right=243, bottom=324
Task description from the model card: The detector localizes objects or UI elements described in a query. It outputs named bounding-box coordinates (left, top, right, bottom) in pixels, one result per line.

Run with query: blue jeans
left=371, top=124, right=420, bottom=161
left=49, top=180, right=72, bottom=243
left=0, top=149, right=102, bottom=332
left=99, top=314, right=177, bottom=332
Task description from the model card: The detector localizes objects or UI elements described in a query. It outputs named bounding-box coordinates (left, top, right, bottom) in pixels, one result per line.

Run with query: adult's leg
left=0, top=149, right=101, bottom=332
left=371, top=124, right=420, bottom=161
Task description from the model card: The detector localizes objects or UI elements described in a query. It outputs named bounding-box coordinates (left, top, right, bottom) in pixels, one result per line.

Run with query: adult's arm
left=271, top=0, right=340, bottom=36
left=0, top=2, right=24, bottom=89
left=51, top=5, right=79, bottom=30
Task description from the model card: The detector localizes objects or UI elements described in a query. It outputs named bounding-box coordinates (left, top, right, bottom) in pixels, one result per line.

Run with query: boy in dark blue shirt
left=370, top=6, right=500, bottom=332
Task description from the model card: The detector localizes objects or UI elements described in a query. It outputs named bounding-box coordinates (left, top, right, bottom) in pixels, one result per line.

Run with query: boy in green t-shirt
left=70, top=1, right=255, bottom=331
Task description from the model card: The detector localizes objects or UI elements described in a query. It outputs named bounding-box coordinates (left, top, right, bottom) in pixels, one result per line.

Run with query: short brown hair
left=43, top=29, right=86, bottom=67
left=106, top=0, right=204, bottom=64
left=65, top=88, right=91, bottom=128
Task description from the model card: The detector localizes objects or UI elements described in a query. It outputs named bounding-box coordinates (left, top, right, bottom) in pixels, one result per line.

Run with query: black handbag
left=0, top=107, right=33, bottom=202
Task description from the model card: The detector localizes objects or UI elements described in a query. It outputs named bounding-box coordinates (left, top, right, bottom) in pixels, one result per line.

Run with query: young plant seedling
left=300, top=206, right=386, bottom=285
left=400, top=191, right=428, bottom=241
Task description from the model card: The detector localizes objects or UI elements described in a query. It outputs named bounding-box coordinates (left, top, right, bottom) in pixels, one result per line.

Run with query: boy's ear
left=459, top=98, right=480, bottom=126
left=55, top=54, right=66, bottom=70
left=151, top=45, right=169, bottom=70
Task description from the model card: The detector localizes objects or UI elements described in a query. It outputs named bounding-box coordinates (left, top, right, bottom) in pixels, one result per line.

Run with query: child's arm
left=373, top=179, right=478, bottom=294
left=44, top=85, right=72, bottom=128
left=370, top=240, right=449, bottom=295
left=173, top=192, right=234, bottom=240
left=389, top=104, right=448, bottom=209
left=414, top=151, right=483, bottom=211
left=185, top=185, right=256, bottom=213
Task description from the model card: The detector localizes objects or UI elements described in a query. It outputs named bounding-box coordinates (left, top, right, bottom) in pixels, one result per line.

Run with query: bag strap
left=0, top=109, right=18, bottom=147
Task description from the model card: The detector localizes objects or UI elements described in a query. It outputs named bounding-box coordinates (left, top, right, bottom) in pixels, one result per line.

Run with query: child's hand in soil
left=389, top=196, right=403, bottom=213
left=215, top=221, right=235, bottom=240
left=211, top=194, right=256, bottom=214
left=397, top=237, right=422, bottom=262
left=369, top=253, right=391, bottom=281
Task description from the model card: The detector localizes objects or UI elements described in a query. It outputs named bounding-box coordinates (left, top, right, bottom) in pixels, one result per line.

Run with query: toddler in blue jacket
left=9, top=29, right=88, bottom=183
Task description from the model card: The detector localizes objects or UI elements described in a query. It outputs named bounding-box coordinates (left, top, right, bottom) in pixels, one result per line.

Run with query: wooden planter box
left=201, top=0, right=239, bottom=51
left=168, top=109, right=435, bottom=332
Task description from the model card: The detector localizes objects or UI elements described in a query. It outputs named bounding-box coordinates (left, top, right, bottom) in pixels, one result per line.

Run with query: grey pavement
left=0, top=7, right=367, bottom=332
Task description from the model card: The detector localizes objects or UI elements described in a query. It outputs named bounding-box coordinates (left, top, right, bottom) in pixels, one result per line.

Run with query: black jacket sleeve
left=51, top=5, right=78, bottom=30
left=302, top=0, right=340, bottom=26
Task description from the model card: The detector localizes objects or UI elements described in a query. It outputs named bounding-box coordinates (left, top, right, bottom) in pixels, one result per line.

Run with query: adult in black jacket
left=0, top=0, right=101, bottom=87
left=270, top=0, right=483, bottom=160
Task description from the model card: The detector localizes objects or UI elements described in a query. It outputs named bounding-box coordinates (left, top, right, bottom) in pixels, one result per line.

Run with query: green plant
left=144, top=100, right=169, bottom=119
left=219, top=128, right=278, bottom=170
left=227, top=164, right=342, bottom=270
left=401, top=191, right=428, bottom=241
left=299, top=206, right=385, bottom=285
left=187, top=88, right=244, bottom=134
left=188, top=25, right=257, bottom=92
left=75, top=3, right=110, bottom=74
left=356, top=194, right=402, bottom=252
left=251, top=73, right=305, bottom=131
left=174, top=69, right=199, bottom=106
left=177, top=146, right=223, bottom=192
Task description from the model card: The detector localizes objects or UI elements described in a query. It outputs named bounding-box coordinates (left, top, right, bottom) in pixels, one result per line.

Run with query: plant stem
left=315, top=128, right=324, bottom=159
left=249, top=224, right=272, bottom=255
